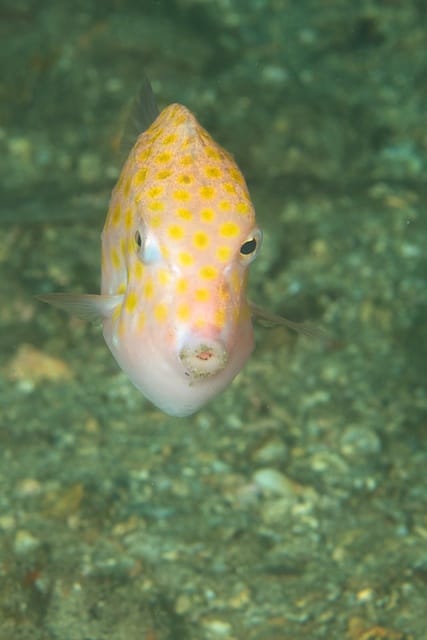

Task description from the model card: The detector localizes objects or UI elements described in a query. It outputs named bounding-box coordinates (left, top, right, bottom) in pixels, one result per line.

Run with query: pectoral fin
left=37, top=293, right=123, bottom=322
left=250, top=302, right=327, bottom=339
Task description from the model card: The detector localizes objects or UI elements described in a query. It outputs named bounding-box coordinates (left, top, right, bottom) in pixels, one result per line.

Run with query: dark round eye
left=240, top=237, right=257, bottom=255
left=135, top=230, right=142, bottom=248
left=239, top=228, right=263, bottom=264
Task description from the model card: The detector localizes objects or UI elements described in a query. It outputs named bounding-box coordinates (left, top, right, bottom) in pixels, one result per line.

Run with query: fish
left=38, top=80, right=306, bottom=417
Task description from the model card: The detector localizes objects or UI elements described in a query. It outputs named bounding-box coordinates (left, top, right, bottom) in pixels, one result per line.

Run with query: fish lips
left=179, top=338, right=229, bottom=381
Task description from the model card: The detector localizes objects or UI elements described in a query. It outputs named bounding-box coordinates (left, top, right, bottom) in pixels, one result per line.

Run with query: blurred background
left=1, top=1, right=426, bottom=639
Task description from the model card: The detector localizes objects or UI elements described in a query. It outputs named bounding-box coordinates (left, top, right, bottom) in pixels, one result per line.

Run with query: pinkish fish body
left=39, top=83, right=268, bottom=416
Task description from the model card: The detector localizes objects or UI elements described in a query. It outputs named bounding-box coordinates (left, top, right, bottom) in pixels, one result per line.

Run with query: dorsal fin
left=133, top=75, right=160, bottom=132
left=119, top=76, right=160, bottom=154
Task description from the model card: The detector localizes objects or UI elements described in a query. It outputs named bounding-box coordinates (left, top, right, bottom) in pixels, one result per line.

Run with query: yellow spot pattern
left=236, top=201, right=250, bottom=214
left=215, top=309, right=226, bottom=327
left=205, top=147, right=221, bottom=160
left=148, top=186, right=163, bottom=198
left=204, top=166, right=222, bottom=178
left=176, top=278, right=188, bottom=294
left=200, top=185, right=215, bottom=199
left=178, top=174, right=193, bottom=185
left=177, top=303, right=190, bottom=322
left=123, top=177, right=132, bottom=198
left=158, top=269, right=170, bottom=286
left=180, top=154, right=194, bottom=166
left=144, top=281, right=154, bottom=298
left=134, top=262, right=144, bottom=279
left=150, top=214, right=162, bottom=228
left=148, top=200, right=164, bottom=212
left=168, top=224, right=184, bottom=241
left=112, top=304, right=121, bottom=321
left=217, top=246, right=231, bottom=262
left=173, top=189, right=190, bottom=201
left=173, top=114, right=187, bottom=126
left=200, top=208, right=215, bottom=222
left=177, top=207, right=192, bottom=221
left=111, top=204, right=121, bottom=226
left=220, top=221, right=240, bottom=238
left=193, top=231, right=209, bottom=250
left=230, top=168, right=244, bottom=184
left=179, top=252, right=194, bottom=267
left=154, top=303, right=168, bottom=322
left=125, top=291, right=138, bottom=313
left=124, top=208, right=133, bottom=229
left=136, top=149, right=150, bottom=163
left=111, top=248, right=121, bottom=269
left=162, top=133, right=177, bottom=145
left=156, top=151, right=172, bottom=163
left=200, top=265, right=217, bottom=280
left=195, top=288, right=209, bottom=302
left=103, top=102, right=258, bottom=344
left=134, top=168, right=147, bottom=185
left=156, top=169, right=172, bottom=179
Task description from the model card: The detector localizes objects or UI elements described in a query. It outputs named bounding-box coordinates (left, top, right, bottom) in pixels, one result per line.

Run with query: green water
left=1, top=1, right=426, bottom=638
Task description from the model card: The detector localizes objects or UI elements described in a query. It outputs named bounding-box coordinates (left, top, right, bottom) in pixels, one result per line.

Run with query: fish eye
left=135, top=230, right=142, bottom=248
left=240, top=238, right=257, bottom=255
left=239, top=228, right=263, bottom=263
left=134, top=224, right=162, bottom=265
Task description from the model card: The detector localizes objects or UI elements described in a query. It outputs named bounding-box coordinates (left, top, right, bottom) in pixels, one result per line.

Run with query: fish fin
left=119, top=76, right=160, bottom=152
left=250, top=302, right=328, bottom=339
left=134, top=75, right=160, bottom=132
left=37, top=293, right=123, bottom=323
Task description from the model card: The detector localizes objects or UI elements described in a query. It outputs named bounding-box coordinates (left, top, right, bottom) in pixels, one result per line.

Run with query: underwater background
left=1, top=1, right=426, bottom=638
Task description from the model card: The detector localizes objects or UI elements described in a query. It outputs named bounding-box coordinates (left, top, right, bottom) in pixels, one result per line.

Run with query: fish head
left=101, top=104, right=262, bottom=416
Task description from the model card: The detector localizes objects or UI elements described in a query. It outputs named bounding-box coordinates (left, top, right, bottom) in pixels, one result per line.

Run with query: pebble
left=252, top=468, right=296, bottom=496
left=260, top=496, right=298, bottom=525
left=174, top=594, right=192, bottom=614
left=201, top=618, right=232, bottom=636
left=8, top=136, right=32, bottom=162
left=16, top=478, right=42, bottom=497
left=309, top=451, right=349, bottom=474
left=340, top=425, right=382, bottom=458
left=251, top=437, right=288, bottom=464
left=14, top=530, right=41, bottom=555
left=0, top=515, right=16, bottom=531
left=5, top=343, right=74, bottom=384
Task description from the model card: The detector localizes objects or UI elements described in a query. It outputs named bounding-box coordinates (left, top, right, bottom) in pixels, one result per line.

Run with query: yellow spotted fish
left=39, top=81, right=299, bottom=417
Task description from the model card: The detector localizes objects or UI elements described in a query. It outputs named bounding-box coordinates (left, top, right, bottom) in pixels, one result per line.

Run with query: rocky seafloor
left=1, top=1, right=426, bottom=639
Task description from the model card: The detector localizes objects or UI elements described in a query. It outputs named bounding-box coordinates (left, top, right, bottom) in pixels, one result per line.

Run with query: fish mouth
left=179, top=339, right=229, bottom=380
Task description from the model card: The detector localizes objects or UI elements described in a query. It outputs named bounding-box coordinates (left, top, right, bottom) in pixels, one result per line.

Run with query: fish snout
left=179, top=331, right=229, bottom=380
